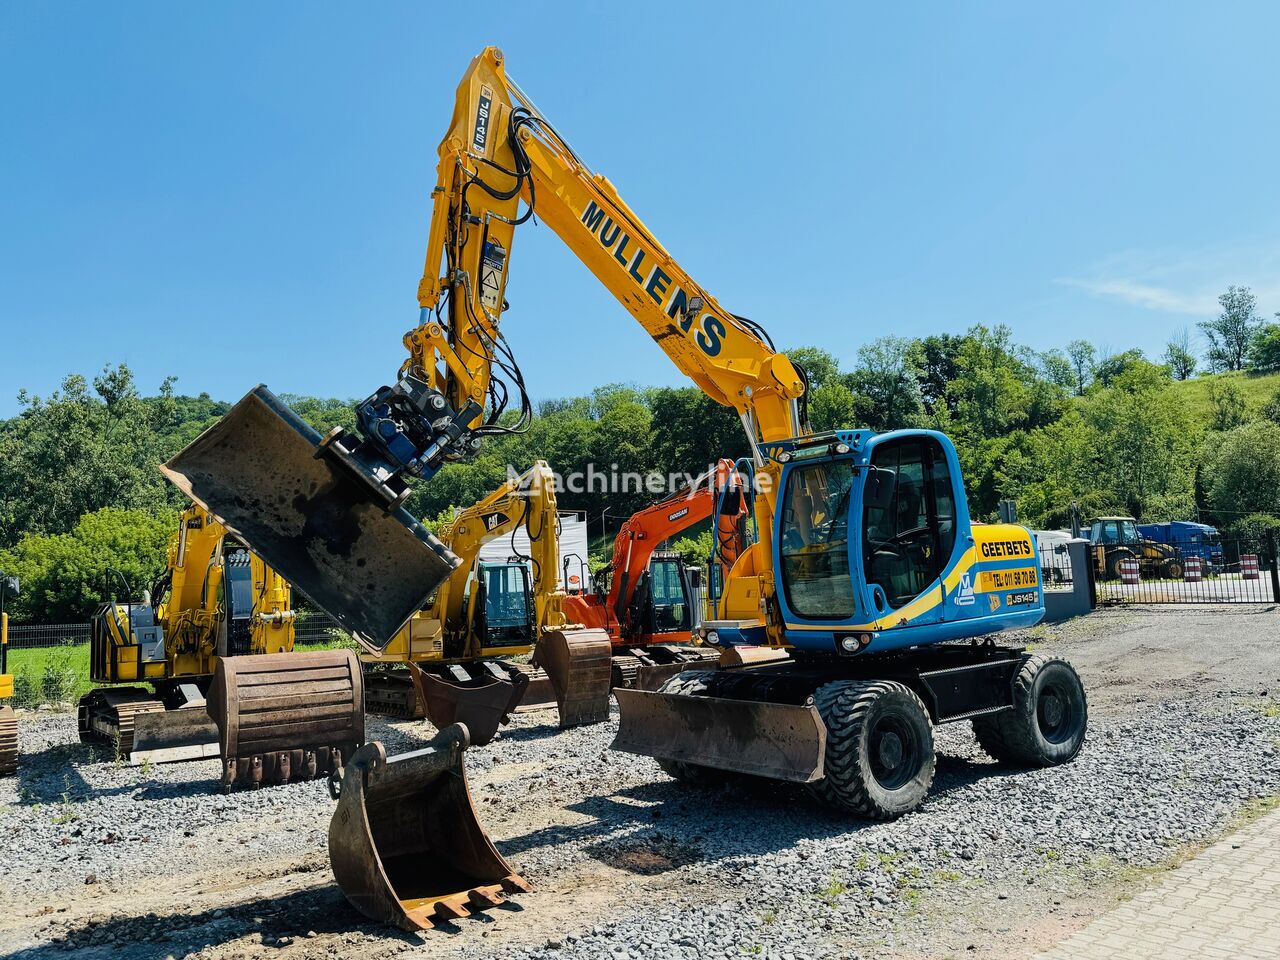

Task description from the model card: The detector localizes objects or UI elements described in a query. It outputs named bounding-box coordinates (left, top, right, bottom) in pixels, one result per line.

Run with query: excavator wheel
left=0, top=705, right=17, bottom=776
left=972, top=655, right=1087, bottom=767
left=807, top=680, right=935, bottom=820
left=328, top=725, right=530, bottom=931
left=534, top=628, right=613, bottom=728
left=207, top=649, right=364, bottom=791
left=407, top=661, right=528, bottom=747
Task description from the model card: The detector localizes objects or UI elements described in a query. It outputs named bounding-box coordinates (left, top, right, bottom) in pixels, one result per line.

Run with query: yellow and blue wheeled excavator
left=79, top=504, right=364, bottom=790
left=363, top=460, right=612, bottom=743
left=162, top=47, right=1087, bottom=929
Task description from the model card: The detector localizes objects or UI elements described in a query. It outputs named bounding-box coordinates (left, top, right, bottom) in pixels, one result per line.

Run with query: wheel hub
left=1041, top=692, right=1064, bottom=728
left=877, top=730, right=904, bottom=769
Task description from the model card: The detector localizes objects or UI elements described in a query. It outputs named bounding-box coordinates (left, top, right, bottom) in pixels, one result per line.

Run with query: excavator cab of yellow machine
left=328, top=724, right=530, bottom=931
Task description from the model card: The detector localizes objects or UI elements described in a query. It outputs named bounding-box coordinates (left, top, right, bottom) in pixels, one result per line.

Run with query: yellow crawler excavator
left=363, top=460, right=611, bottom=742
left=1, top=571, right=18, bottom=775
left=162, top=46, right=1087, bottom=928
left=79, top=504, right=363, bottom=790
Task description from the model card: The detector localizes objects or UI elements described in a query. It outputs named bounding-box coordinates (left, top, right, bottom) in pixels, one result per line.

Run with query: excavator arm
left=164, top=45, right=809, bottom=649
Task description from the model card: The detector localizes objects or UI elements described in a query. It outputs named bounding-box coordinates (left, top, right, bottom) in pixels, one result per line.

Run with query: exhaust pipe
left=328, top=725, right=530, bottom=931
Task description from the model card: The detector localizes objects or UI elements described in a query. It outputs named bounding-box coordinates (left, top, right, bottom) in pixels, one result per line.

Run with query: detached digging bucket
left=208, top=649, right=364, bottom=791
left=328, top=725, right=530, bottom=931
left=407, top=661, right=528, bottom=747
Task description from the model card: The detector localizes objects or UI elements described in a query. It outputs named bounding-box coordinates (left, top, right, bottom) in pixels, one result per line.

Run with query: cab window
left=647, top=558, right=690, bottom=632
left=779, top=460, right=856, bottom=619
left=863, top=438, right=957, bottom=609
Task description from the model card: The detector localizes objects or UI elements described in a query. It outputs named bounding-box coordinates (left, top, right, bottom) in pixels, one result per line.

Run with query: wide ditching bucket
left=534, top=628, right=613, bottom=727
left=407, top=661, right=528, bottom=747
left=160, top=385, right=460, bottom=648
left=328, top=726, right=530, bottom=931
left=612, top=687, right=827, bottom=783
left=208, top=649, right=364, bottom=791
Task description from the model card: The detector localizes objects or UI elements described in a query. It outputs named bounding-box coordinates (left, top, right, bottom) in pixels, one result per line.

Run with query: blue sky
left=3, top=2, right=1279, bottom=416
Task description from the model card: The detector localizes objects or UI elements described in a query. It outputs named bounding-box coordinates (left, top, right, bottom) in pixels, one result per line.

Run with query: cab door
left=860, top=436, right=960, bottom=626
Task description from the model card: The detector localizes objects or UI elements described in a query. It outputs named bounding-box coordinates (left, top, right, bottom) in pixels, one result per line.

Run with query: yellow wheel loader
left=161, top=47, right=1085, bottom=929
left=363, top=460, right=611, bottom=742
left=79, top=504, right=362, bottom=791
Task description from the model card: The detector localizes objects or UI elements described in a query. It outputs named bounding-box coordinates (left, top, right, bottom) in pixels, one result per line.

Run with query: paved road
left=1034, top=806, right=1280, bottom=959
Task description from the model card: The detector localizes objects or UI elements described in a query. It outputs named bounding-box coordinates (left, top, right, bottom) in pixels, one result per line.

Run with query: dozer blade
left=207, top=650, right=364, bottom=791
left=128, top=706, right=221, bottom=765
left=407, top=662, right=528, bottom=747
left=160, top=385, right=460, bottom=648
left=328, top=726, right=530, bottom=932
left=612, top=688, right=826, bottom=783
left=718, top=645, right=791, bottom=668
left=534, top=629, right=613, bottom=727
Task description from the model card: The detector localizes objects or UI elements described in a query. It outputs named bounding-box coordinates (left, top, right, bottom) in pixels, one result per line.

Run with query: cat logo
left=955, top=572, right=976, bottom=606
left=480, top=511, right=509, bottom=532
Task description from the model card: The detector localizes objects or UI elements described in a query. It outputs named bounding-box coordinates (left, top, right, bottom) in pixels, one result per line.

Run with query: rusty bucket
left=328, top=726, right=530, bottom=931
left=161, top=385, right=460, bottom=648
left=533, top=628, right=613, bottom=727
left=208, top=649, right=364, bottom=791
left=407, top=661, right=528, bottom=746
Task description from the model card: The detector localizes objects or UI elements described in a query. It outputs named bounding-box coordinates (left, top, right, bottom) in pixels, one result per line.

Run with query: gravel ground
left=1, top=606, right=1278, bottom=960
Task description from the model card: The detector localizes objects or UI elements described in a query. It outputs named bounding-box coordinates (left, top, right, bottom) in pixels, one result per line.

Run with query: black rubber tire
left=1104, top=550, right=1133, bottom=581
left=1163, top=560, right=1184, bottom=580
left=653, top=672, right=735, bottom=786
left=972, top=655, right=1088, bottom=767
left=807, top=680, right=935, bottom=820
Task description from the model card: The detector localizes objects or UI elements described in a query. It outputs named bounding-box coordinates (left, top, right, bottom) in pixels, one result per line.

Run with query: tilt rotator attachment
left=161, top=384, right=467, bottom=648
left=328, top=724, right=530, bottom=931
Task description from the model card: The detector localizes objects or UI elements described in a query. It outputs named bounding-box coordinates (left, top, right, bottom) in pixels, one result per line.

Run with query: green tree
left=0, top=365, right=179, bottom=548
left=784, top=346, right=842, bottom=391
left=1066, top=339, right=1096, bottom=396
left=808, top=381, right=858, bottom=432
left=1039, top=349, right=1077, bottom=392
left=1248, top=321, right=1280, bottom=373
left=1261, top=388, right=1280, bottom=425
left=1202, top=421, right=1280, bottom=522
left=1164, top=328, right=1197, bottom=380
left=0, top=506, right=178, bottom=621
left=1077, top=363, right=1194, bottom=519
left=846, top=336, right=923, bottom=431
left=914, top=334, right=965, bottom=414
left=1093, top=349, right=1151, bottom=388
left=1201, top=286, right=1262, bottom=372
left=1207, top=379, right=1248, bottom=431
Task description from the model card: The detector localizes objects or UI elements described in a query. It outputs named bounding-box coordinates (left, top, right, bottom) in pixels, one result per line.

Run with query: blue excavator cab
left=767, top=429, right=1044, bottom=656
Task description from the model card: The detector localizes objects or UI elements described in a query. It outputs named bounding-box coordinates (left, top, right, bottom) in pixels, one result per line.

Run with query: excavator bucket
left=328, top=726, right=530, bottom=932
left=533, top=628, right=614, bottom=727
left=160, top=385, right=460, bottom=648
left=207, top=649, right=364, bottom=791
left=0, top=705, right=16, bottom=776
left=612, top=687, right=827, bottom=783
left=407, top=661, right=528, bottom=747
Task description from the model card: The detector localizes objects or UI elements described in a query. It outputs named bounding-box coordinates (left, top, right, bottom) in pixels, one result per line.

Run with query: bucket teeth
left=468, top=887, right=506, bottom=908
left=433, top=896, right=472, bottom=921
left=500, top=873, right=533, bottom=894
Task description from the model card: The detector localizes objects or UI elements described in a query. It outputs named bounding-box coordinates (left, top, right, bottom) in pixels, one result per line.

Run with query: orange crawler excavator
left=564, top=459, right=754, bottom=690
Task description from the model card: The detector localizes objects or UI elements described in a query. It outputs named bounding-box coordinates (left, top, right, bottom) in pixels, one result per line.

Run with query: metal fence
left=1094, top=534, right=1279, bottom=604
left=5, top=610, right=347, bottom=650
left=1037, top=538, right=1077, bottom=592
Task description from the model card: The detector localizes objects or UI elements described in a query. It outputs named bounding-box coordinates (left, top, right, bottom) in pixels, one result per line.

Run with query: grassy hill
left=1168, top=369, right=1280, bottom=424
